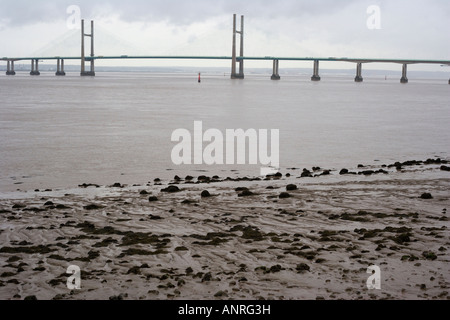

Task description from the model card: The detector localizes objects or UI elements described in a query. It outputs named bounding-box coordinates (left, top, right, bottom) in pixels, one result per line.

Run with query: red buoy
left=198, top=73, right=201, bottom=83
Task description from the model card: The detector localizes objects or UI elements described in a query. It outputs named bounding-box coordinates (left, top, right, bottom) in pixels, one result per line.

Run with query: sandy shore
left=0, top=159, right=449, bottom=300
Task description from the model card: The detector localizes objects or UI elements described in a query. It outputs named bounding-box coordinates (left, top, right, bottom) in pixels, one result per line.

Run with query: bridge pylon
left=30, top=59, right=40, bottom=76
left=400, top=64, right=408, bottom=84
left=231, top=14, right=244, bottom=79
left=271, top=60, right=280, bottom=80
left=6, top=60, right=16, bottom=75
left=355, top=63, right=363, bottom=82
left=81, top=19, right=95, bottom=76
left=311, top=60, right=321, bottom=81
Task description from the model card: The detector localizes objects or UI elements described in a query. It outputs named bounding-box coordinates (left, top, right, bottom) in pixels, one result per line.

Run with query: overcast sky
left=0, top=0, right=449, bottom=70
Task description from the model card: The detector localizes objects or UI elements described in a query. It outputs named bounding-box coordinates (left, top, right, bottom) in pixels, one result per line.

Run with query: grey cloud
left=0, top=0, right=358, bottom=26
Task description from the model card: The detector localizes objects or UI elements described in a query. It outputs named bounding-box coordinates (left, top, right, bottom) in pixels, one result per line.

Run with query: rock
left=44, top=201, right=54, bottom=206
left=198, top=175, right=210, bottom=182
left=279, top=192, right=290, bottom=199
left=321, top=170, right=331, bottom=176
left=420, top=193, right=433, bottom=199
left=154, top=178, right=161, bottom=182
left=174, top=175, right=181, bottom=181
left=201, top=190, right=211, bottom=198
left=112, top=183, right=123, bottom=188
left=286, top=184, right=297, bottom=191
left=83, top=204, right=103, bottom=210
left=185, top=176, right=194, bottom=181
left=161, top=186, right=181, bottom=193
left=301, top=169, right=312, bottom=178
left=139, top=190, right=149, bottom=195
left=422, top=251, right=437, bottom=260
left=296, top=263, right=310, bottom=273
left=339, top=169, right=349, bottom=175
left=148, top=196, right=158, bottom=202
left=24, top=295, right=37, bottom=300
left=214, top=291, right=228, bottom=298
left=441, top=166, right=450, bottom=171
left=238, top=190, right=254, bottom=197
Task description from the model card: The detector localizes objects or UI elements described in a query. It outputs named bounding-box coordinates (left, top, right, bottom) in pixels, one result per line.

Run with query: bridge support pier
left=311, top=60, right=321, bottom=81
left=6, top=60, right=16, bottom=75
left=400, top=64, right=408, bottom=84
left=30, top=59, right=40, bottom=76
left=231, top=14, right=244, bottom=79
left=81, top=19, right=96, bottom=76
left=271, top=60, right=280, bottom=80
left=56, top=59, right=66, bottom=76
left=355, top=63, right=363, bottom=82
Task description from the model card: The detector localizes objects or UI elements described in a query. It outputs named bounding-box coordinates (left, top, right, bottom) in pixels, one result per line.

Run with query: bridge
left=1, top=15, right=450, bottom=84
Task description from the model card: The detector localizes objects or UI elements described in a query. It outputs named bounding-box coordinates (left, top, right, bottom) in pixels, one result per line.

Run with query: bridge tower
left=231, top=14, right=244, bottom=79
left=81, top=19, right=95, bottom=76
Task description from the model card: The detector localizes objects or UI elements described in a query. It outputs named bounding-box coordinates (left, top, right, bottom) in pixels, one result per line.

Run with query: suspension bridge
left=1, top=15, right=449, bottom=84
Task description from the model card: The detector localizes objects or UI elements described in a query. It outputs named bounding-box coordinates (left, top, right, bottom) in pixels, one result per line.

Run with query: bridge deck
left=2, top=56, right=450, bottom=65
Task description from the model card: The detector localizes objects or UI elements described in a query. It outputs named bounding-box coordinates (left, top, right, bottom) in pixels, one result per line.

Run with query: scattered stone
left=198, top=176, right=211, bottom=182
left=44, top=201, right=54, bottom=206
left=339, top=169, right=349, bottom=175
left=78, top=183, right=101, bottom=188
left=161, top=186, right=181, bottom=193
left=420, top=193, right=433, bottom=200
left=422, top=251, right=437, bottom=260
left=214, top=291, right=228, bottom=298
left=301, top=169, right=313, bottom=178
left=83, top=204, right=103, bottom=210
left=139, top=190, right=149, bottom=195
left=149, top=196, right=158, bottom=202
left=202, top=272, right=212, bottom=282
left=279, top=192, right=290, bottom=199
left=296, top=263, right=310, bottom=273
left=286, top=184, right=297, bottom=191
left=201, top=190, right=211, bottom=198
left=238, top=190, right=254, bottom=197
